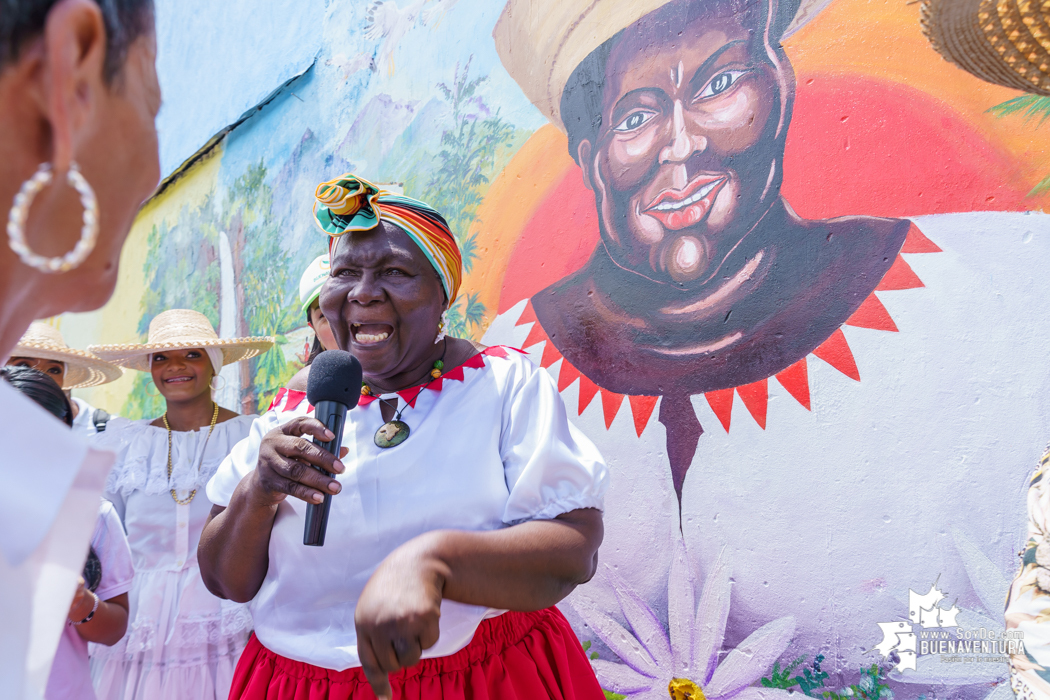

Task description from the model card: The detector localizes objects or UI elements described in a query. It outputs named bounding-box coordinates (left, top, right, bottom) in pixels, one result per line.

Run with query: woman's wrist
left=70, top=590, right=100, bottom=625
left=242, top=471, right=283, bottom=511
left=399, top=531, right=453, bottom=591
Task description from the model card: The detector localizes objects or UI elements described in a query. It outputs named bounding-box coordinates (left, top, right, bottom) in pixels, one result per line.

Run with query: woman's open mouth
left=164, top=376, right=194, bottom=384
left=644, top=175, right=728, bottom=231
left=351, top=323, right=393, bottom=345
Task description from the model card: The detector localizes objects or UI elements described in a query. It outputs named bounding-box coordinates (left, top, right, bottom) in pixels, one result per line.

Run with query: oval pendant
left=375, top=420, right=410, bottom=448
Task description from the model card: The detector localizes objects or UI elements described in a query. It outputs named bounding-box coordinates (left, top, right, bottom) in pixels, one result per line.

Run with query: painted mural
left=61, top=0, right=1050, bottom=697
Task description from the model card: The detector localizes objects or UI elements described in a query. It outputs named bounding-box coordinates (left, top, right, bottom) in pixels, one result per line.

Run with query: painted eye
left=698, top=70, right=748, bottom=98
left=613, top=110, right=656, bottom=132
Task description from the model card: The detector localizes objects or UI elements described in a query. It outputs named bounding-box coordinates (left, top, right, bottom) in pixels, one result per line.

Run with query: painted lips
left=644, top=175, right=728, bottom=230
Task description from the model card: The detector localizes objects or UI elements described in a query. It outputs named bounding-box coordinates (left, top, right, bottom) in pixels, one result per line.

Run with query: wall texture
left=61, top=0, right=1050, bottom=697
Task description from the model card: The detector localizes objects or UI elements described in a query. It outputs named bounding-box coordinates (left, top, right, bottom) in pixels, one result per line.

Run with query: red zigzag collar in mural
left=512, top=223, right=941, bottom=437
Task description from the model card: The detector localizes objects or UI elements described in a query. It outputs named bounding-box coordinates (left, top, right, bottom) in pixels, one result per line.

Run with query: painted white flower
left=570, top=536, right=797, bottom=700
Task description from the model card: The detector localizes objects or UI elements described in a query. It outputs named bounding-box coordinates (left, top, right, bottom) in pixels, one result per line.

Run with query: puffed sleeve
left=498, top=355, right=608, bottom=524
left=206, top=412, right=282, bottom=507
left=93, top=499, right=134, bottom=602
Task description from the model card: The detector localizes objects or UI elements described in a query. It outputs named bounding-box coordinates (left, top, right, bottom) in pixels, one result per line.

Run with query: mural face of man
left=578, top=0, right=788, bottom=285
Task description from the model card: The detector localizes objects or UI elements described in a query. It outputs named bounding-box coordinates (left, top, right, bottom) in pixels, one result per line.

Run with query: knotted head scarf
left=313, top=174, right=462, bottom=306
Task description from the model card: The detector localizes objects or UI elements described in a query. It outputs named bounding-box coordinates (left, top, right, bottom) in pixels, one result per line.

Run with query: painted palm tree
left=989, top=95, right=1050, bottom=196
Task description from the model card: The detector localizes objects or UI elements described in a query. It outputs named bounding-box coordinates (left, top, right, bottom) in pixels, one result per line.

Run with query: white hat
left=89, top=309, right=275, bottom=373
left=11, top=322, right=124, bottom=389
left=299, top=254, right=331, bottom=314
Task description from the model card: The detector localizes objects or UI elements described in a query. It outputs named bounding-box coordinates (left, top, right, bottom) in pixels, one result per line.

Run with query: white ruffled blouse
left=207, top=347, right=608, bottom=671
left=91, top=415, right=256, bottom=661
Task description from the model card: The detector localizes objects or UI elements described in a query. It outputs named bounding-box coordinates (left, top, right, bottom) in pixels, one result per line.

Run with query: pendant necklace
left=365, top=341, right=447, bottom=449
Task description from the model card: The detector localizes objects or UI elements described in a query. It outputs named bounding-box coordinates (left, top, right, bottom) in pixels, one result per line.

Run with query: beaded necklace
left=162, top=401, right=219, bottom=505
left=362, top=341, right=446, bottom=449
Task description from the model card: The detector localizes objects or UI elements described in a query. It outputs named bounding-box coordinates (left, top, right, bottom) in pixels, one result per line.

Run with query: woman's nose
left=659, top=100, right=707, bottom=164
left=348, top=273, right=384, bottom=304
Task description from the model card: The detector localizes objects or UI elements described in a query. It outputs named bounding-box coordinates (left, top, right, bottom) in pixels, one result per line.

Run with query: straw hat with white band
left=11, top=321, right=124, bottom=389
left=492, top=0, right=834, bottom=131
left=88, top=309, right=275, bottom=373
left=922, top=0, right=1050, bottom=96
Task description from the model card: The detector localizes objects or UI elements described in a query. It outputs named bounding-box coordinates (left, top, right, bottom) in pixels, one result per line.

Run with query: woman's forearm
left=402, top=508, right=603, bottom=611
left=198, top=475, right=279, bottom=603
left=73, top=592, right=129, bottom=646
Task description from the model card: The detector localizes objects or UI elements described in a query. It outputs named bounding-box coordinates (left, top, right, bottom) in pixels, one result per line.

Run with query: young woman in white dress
left=87, top=309, right=273, bottom=700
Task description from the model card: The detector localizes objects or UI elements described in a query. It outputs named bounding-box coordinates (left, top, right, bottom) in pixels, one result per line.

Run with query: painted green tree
left=420, top=58, right=516, bottom=339
left=221, top=160, right=301, bottom=413
left=989, top=95, right=1050, bottom=195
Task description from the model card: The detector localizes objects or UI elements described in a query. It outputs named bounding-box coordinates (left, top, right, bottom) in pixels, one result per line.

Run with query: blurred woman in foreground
left=0, top=366, right=134, bottom=700
left=0, top=1, right=160, bottom=696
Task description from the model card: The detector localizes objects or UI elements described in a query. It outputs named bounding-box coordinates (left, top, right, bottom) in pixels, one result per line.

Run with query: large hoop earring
left=145, top=381, right=160, bottom=397
left=6, top=162, right=99, bottom=273
left=210, top=375, right=227, bottom=391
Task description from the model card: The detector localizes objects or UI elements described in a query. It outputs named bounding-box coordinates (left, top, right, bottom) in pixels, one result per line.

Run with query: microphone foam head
left=307, top=350, right=363, bottom=408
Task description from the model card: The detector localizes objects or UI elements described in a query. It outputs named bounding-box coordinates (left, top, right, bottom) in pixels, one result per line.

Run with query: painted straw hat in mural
left=492, top=0, right=833, bottom=130
left=923, top=0, right=1050, bottom=95
left=12, top=321, right=124, bottom=389
left=88, top=309, right=275, bottom=372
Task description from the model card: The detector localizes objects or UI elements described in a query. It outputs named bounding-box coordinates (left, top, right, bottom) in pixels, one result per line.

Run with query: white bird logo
left=363, top=0, right=428, bottom=75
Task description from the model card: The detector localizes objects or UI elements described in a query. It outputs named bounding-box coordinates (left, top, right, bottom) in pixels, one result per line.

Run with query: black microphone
left=303, top=350, right=362, bottom=546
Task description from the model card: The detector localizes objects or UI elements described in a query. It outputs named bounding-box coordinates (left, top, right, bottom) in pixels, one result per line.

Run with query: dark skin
left=198, top=222, right=603, bottom=700
left=0, top=0, right=161, bottom=360
left=66, top=580, right=129, bottom=646
left=147, top=348, right=238, bottom=430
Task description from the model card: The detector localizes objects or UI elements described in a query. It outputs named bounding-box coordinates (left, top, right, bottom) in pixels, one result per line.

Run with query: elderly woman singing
left=199, top=175, right=609, bottom=700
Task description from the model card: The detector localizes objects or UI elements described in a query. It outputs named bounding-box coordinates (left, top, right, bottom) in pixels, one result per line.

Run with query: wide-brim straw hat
left=88, top=309, right=275, bottom=373
left=11, top=321, right=124, bottom=389
left=493, top=0, right=833, bottom=131
left=923, top=0, right=1050, bottom=95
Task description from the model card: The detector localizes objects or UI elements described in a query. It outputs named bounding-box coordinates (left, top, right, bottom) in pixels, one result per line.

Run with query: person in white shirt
left=7, top=321, right=123, bottom=437
left=0, top=2, right=161, bottom=699
left=0, top=365, right=135, bottom=700
left=87, top=309, right=273, bottom=700
left=199, top=176, right=609, bottom=700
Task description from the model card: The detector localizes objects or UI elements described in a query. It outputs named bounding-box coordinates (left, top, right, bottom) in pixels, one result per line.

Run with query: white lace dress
left=89, top=415, right=256, bottom=700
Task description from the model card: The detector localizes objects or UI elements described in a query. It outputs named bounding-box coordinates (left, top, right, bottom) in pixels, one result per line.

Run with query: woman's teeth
left=165, top=377, right=192, bottom=383
left=352, top=324, right=390, bottom=344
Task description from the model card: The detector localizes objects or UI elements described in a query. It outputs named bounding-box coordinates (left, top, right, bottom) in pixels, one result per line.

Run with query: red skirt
left=228, top=607, right=606, bottom=700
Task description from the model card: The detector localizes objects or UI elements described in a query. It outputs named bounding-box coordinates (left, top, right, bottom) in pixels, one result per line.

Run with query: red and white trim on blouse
left=512, top=223, right=942, bottom=436
left=266, top=345, right=526, bottom=414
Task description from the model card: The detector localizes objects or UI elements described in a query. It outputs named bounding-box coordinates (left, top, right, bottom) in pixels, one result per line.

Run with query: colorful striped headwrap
left=313, top=174, right=462, bottom=306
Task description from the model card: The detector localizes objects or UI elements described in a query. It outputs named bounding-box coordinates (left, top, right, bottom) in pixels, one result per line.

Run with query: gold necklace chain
left=163, top=402, right=218, bottom=506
